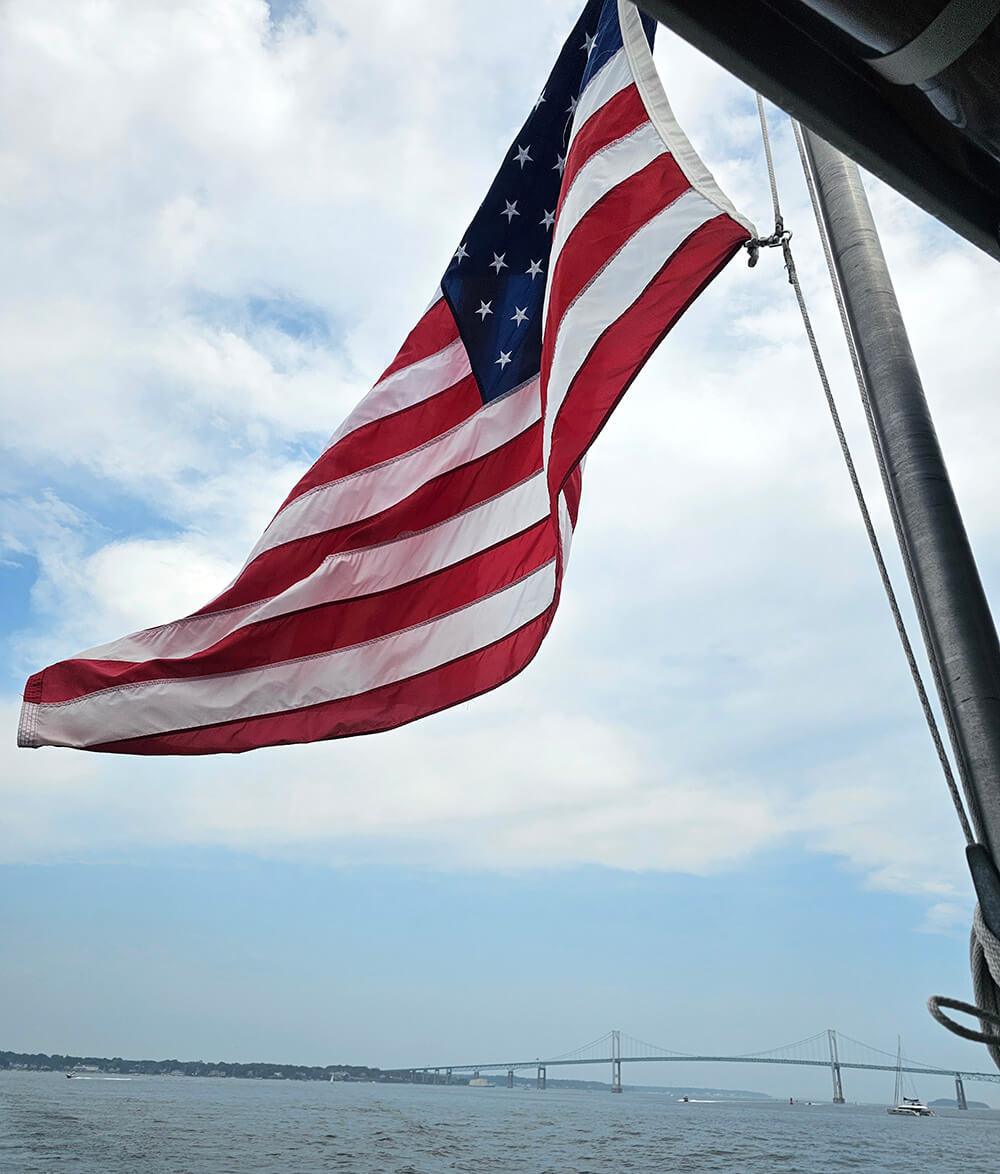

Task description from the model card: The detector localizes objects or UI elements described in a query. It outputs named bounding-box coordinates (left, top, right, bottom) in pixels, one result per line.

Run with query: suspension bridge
left=388, top=1030, right=1000, bottom=1108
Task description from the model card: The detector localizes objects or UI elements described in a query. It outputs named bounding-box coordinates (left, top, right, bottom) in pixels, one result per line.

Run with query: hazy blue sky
left=2, top=0, right=999, bottom=1106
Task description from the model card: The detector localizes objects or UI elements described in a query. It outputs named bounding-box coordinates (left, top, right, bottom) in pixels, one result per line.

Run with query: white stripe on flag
left=34, top=561, right=558, bottom=747
left=557, top=490, right=575, bottom=572
left=78, top=598, right=269, bottom=664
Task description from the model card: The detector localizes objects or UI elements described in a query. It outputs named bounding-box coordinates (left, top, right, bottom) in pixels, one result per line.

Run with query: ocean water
left=1, top=1072, right=998, bottom=1173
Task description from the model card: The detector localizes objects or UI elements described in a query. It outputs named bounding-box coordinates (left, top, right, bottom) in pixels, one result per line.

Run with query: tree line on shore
left=0, top=1049, right=393, bottom=1082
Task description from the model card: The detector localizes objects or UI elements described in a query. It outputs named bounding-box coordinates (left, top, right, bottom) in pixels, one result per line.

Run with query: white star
left=496, top=350, right=512, bottom=369
left=526, top=259, right=543, bottom=279
left=540, top=209, right=555, bottom=230
left=475, top=300, right=493, bottom=320
left=490, top=252, right=508, bottom=274
left=533, top=89, right=546, bottom=112
left=554, top=153, right=566, bottom=175
left=501, top=200, right=520, bottom=223
left=566, top=95, right=578, bottom=115
left=582, top=32, right=596, bottom=56
left=514, top=145, right=532, bottom=168
left=511, top=306, right=528, bottom=325
left=453, top=242, right=469, bottom=263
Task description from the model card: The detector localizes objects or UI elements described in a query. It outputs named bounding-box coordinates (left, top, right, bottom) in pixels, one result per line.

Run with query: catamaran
left=887, top=1039, right=933, bottom=1117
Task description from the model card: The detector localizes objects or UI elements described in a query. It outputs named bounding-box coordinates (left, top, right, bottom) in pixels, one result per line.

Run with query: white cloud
left=919, top=901, right=971, bottom=936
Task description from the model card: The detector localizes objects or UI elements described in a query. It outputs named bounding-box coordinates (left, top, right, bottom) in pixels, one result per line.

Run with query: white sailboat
left=887, top=1038, right=933, bottom=1117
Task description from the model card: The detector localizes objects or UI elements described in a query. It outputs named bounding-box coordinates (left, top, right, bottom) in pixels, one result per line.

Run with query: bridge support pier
left=507, top=1069, right=514, bottom=1089
left=537, top=1065, right=546, bottom=1090
left=827, top=1030, right=845, bottom=1104
left=446, top=1068, right=452, bottom=1085
left=611, top=1029, right=623, bottom=1093
left=956, top=1074, right=968, bottom=1110
left=434, top=1068, right=441, bottom=1085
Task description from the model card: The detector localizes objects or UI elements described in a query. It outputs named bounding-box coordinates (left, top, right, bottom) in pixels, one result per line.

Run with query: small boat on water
left=887, top=1038, right=933, bottom=1117
left=888, top=1097, right=933, bottom=1118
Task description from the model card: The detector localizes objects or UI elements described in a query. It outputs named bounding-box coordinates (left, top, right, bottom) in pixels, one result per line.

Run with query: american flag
left=18, top=0, right=752, bottom=755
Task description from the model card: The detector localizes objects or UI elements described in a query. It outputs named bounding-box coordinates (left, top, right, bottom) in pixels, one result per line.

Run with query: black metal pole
left=800, top=129, right=1000, bottom=885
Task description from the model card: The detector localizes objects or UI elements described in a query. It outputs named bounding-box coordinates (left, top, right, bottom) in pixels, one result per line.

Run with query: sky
left=2, top=0, right=1000, bottom=1106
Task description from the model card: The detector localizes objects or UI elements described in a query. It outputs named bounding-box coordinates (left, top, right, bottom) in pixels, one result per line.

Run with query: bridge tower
left=827, top=1030, right=845, bottom=1104
left=507, top=1069, right=514, bottom=1088
left=955, top=1074, right=968, bottom=1110
left=611, top=1029, right=623, bottom=1093
left=537, top=1064, right=547, bottom=1090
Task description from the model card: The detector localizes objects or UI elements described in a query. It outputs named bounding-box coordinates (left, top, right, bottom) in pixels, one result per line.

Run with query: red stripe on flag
left=84, top=610, right=553, bottom=755
left=562, top=465, right=583, bottom=527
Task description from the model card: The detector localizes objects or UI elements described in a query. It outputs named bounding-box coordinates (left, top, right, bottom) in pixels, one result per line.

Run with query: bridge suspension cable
left=731, top=1031, right=831, bottom=1060
left=619, top=1033, right=694, bottom=1059
left=836, top=1031, right=940, bottom=1071
left=539, top=1031, right=613, bottom=1064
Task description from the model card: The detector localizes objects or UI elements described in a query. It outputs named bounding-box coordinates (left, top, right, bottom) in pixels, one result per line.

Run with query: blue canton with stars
left=440, top=1, right=656, bottom=406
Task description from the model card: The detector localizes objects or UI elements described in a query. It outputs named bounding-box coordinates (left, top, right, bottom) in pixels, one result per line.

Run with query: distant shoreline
left=0, top=1050, right=771, bottom=1098
left=1, top=1050, right=382, bottom=1083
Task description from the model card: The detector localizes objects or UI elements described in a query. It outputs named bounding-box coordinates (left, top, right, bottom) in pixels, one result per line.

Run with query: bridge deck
left=391, top=1055, right=1000, bottom=1084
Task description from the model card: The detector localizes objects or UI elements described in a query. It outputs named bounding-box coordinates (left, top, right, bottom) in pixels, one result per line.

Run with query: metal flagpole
left=799, top=129, right=1000, bottom=925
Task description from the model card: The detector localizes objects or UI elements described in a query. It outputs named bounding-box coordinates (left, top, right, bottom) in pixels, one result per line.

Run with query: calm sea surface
left=1, top=1071, right=998, bottom=1173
